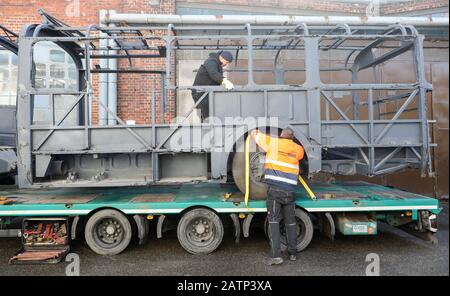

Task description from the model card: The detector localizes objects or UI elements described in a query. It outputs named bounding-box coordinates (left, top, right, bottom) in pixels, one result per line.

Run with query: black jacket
left=193, top=52, right=224, bottom=86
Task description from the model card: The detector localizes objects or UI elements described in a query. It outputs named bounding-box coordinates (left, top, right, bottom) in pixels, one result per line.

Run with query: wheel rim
left=279, top=217, right=306, bottom=243
left=185, top=217, right=216, bottom=247
left=92, top=217, right=125, bottom=249
left=249, top=152, right=265, bottom=183
left=266, top=217, right=307, bottom=246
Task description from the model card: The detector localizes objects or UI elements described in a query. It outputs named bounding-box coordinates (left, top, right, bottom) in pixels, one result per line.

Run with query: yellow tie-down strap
left=245, top=135, right=251, bottom=208
left=298, top=175, right=317, bottom=200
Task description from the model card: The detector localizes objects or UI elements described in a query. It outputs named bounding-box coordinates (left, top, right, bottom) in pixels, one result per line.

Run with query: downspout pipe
left=99, top=10, right=118, bottom=126
left=99, top=10, right=108, bottom=126
left=102, top=14, right=449, bottom=27
left=107, top=41, right=117, bottom=126
left=108, top=11, right=118, bottom=126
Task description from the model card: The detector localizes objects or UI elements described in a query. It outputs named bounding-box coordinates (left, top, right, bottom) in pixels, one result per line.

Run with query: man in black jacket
left=191, top=51, right=234, bottom=121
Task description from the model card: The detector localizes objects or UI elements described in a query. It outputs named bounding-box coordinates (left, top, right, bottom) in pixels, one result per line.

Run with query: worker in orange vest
left=251, top=127, right=304, bottom=265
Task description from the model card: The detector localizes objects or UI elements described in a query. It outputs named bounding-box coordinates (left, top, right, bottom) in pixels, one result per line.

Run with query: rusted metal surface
left=0, top=196, right=13, bottom=204
left=131, top=193, right=176, bottom=202
left=318, top=192, right=363, bottom=199
left=9, top=250, right=64, bottom=261
left=1, top=194, right=99, bottom=204
left=431, top=62, right=449, bottom=199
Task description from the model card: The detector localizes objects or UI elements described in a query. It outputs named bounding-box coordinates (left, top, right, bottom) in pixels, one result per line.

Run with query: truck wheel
left=85, top=209, right=132, bottom=256
left=264, top=208, right=314, bottom=252
left=232, top=138, right=268, bottom=199
left=177, top=208, right=224, bottom=255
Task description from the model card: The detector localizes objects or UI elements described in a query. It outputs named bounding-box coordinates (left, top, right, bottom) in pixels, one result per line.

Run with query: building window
left=0, top=47, right=18, bottom=106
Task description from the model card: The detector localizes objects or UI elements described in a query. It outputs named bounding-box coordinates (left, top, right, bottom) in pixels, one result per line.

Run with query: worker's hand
left=221, top=78, right=234, bottom=90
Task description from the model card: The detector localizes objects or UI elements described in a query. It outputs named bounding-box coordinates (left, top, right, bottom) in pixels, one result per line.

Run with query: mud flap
left=157, top=215, right=166, bottom=239
left=70, top=216, right=80, bottom=240
left=229, top=214, right=241, bottom=243
left=133, top=215, right=149, bottom=245
left=319, top=212, right=335, bottom=241
left=243, top=214, right=253, bottom=238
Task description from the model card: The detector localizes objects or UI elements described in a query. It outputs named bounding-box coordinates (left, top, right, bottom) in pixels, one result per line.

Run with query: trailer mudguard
left=70, top=216, right=80, bottom=240
left=243, top=214, right=254, bottom=238
left=133, top=215, right=149, bottom=245
left=157, top=215, right=166, bottom=239
left=229, top=213, right=241, bottom=243
left=319, top=212, right=336, bottom=241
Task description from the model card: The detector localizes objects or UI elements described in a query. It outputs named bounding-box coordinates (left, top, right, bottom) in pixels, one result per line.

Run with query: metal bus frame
left=15, top=12, right=435, bottom=188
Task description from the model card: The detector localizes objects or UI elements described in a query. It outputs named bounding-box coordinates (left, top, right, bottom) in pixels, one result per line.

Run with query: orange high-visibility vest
left=251, top=130, right=304, bottom=189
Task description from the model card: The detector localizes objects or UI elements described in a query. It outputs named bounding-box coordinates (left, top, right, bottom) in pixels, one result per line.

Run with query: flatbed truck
left=0, top=12, right=443, bottom=260
left=0, top=181, right=441, bottom=256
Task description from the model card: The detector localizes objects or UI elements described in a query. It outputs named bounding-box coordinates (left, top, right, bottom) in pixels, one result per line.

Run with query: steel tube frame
left=102, top=13, right=449, bottom=27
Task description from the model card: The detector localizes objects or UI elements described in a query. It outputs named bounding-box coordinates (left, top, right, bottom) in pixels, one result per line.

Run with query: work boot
left=264, top=257, right=283, bottom=266
left=289, top=254, right=297, bottom=261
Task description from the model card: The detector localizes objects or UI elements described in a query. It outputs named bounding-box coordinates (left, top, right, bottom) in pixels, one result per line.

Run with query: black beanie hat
left=220, top=50, right=233, bottom=62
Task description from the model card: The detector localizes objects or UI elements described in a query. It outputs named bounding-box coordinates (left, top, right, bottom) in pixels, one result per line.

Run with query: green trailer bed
left=0, top=181, right=440, bottom=217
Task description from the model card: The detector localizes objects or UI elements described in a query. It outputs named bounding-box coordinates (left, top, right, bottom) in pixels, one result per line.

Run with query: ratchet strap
left=299, top=175, right=317, bottom=200
left=245, top=135, right=250, bottom=207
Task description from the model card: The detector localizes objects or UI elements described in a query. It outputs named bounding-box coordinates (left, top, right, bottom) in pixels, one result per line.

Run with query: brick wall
left=382, top=0, right=448, bottom=15
left=179, top=0, right=448, bottom=15
left=179, top=0, right=367, bottom=14
left=0, top=0, right=176, bottom=124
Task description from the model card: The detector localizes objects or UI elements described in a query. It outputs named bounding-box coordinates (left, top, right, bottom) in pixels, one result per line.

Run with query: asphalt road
left=0, top=201, right=448, bottom=276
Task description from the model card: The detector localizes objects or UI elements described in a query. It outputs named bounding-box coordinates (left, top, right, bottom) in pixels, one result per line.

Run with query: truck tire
left=85, top=209, right=132, bottom=256
left=232, top=138, right=268, bottom=199
left=264, top=208, right=314, bottom=252
left=177, top=208, right=224, bottom=255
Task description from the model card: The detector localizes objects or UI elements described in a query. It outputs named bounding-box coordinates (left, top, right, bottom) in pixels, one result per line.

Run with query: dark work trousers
left=266, top=186, right=297, bottom=258
left=191, top=90, right=209, bottom=121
